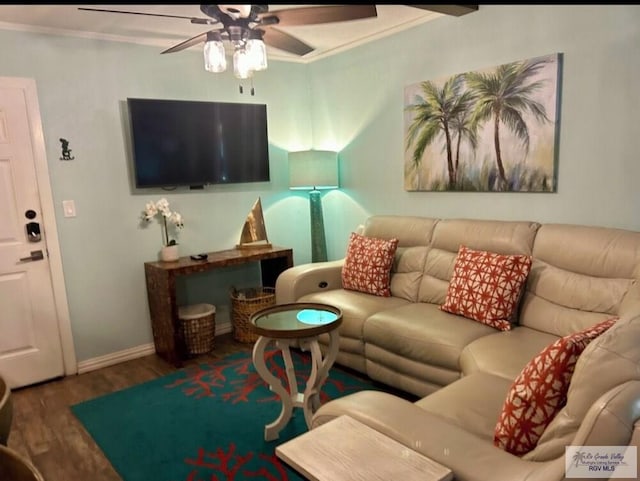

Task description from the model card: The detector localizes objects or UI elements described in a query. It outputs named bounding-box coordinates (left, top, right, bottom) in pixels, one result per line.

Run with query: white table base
left=252, top=329, right=340, bottom=441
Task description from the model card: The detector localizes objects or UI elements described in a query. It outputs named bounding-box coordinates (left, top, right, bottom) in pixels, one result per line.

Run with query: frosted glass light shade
left=233, top=48, right=253, bottom=79
left=203, top=34, right=227, bottom=73
left=288, top=150, right=339, bottom=190
left=245, top=38, right=268, bottom=71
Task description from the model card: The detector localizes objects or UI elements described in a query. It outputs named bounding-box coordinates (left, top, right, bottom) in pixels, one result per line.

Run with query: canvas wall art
left=404, top=53, right=562, bottom=192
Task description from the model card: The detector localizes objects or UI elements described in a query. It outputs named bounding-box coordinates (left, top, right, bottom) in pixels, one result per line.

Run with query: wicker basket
left=230, top=286, right=276, bottom=343
left=178, top=303, right=216, bottom=356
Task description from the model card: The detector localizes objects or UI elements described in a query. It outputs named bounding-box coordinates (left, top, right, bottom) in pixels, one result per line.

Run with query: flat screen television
left=127, top=98, right=270, bottom=188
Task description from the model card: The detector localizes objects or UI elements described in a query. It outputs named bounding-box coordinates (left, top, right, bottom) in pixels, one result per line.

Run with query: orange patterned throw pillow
left=341, top=232, right=399, bottom=297
left=494, top=317, right=618, bottom=456
left=441, top=245, right=532, bottom=331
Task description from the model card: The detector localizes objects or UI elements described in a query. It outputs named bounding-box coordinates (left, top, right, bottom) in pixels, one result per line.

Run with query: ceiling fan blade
left=262, top=28, right=314, bottom=56
left=259, top=5, right=377, bottom=27
left=161, top=31, right=210, bottom=54
left=407, top=5, right=479, bottom=16
left=77, top=7, right=218, bottom=25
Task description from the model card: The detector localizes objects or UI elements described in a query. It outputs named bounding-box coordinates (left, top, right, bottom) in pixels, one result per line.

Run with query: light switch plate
left=62, top=200, right=76, bottom=217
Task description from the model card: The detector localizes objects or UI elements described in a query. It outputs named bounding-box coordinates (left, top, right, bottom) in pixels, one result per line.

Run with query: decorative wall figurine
left=59, top=138, right=75, bottom=160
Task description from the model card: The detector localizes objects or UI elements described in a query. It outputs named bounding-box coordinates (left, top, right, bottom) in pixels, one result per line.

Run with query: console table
left=144, top=245, right=293, bottom=367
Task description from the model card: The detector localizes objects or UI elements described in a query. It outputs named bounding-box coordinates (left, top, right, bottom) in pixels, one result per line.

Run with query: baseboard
left=216, top=320, right=232, bottom=336
left=77, top=343, right=157, bottom=374
left=76, top=320, right=232, bottom=374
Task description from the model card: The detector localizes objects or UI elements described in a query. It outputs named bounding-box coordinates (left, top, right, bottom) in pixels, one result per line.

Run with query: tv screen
left=127, top=98, right=270, bottom=188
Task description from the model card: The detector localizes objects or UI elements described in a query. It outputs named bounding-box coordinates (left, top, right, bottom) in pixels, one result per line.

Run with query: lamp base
left=309, top=190, right=327, bottom=263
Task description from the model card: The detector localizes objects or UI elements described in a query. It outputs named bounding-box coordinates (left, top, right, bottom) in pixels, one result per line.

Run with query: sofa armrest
left=572, top=380, right=640, bottom=481
left=275, top=259, right=344, bottom=304
left=312, top=391, right=566, bottom=481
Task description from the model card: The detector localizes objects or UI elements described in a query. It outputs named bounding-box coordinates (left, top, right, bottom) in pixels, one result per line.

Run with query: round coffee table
left=250, top=302, right=342, bottom=441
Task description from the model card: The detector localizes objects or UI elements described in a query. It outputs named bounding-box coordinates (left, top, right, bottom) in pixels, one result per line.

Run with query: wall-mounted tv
left=127, top=98, right=270, bottom=188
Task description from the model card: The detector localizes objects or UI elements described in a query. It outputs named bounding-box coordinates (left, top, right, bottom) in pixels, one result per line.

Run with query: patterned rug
left=71, top=348, right=380, bottom=481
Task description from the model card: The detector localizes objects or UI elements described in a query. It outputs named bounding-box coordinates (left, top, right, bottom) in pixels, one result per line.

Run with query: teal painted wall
left=308, top=5, right=640, bottom=260
left=2, top=5, right=639, bottom=361
left=0, top=29, right=312, bottom=361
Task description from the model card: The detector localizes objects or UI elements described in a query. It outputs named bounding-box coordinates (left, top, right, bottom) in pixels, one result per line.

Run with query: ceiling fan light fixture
left=233, top=47, right=254, bottom=79
left=245, top=30, right=267, bottom=71
left=203, top=31, right=227, bottom=73
left=228, top=25, right=244, bottom=46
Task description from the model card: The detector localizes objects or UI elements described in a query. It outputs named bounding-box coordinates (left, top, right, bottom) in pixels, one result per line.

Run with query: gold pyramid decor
left=236, top=197, right=272, bottom=250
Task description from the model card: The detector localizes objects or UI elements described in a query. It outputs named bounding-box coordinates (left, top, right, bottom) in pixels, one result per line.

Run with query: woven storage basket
left=178, top=303, right=216, bottom=356
left=230, top=286, right=276, bottom=343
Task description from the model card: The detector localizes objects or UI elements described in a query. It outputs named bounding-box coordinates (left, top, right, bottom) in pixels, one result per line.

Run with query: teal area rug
left=72, top=349, right=380, bottom=481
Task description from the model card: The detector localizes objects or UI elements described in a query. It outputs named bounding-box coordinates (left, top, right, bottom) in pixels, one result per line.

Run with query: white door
left=0, top=77, right=71, bottom=388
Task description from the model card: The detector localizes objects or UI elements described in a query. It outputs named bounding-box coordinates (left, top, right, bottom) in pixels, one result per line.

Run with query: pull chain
left=238, top=80, right=255, bottom=96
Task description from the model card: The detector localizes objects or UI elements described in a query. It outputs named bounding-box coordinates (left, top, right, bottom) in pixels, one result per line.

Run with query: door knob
left=19, top=250, right=44, bottom=262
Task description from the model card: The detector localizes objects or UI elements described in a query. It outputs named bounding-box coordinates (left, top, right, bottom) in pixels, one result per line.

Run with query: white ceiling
left=0, top=5, right=445, bottom=62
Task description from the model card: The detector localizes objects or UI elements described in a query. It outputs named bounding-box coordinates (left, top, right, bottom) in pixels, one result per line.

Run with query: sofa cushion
left=493, top=317, right=617, bottom=456
left=417, top=372, right=513, bottom=441
left=441, top=245, right=532, bottom=331
left=519, top=224, right=640, bottom=337
left=365, top=347, right=460, bottom=397
left=362, top=215, right=438, bottom=247
left=430, top=219, right=539, bottom=255
left=417, top=247, right=457, bottom=305
left=389, top=246, right=429, bottom=302
left=364, top=303, right=497, bottom=372
left=459, top=326, right=559, bottom=381
left=532, top=224, right=640, bottom=279
left=341, top=232, right=399, bottom=297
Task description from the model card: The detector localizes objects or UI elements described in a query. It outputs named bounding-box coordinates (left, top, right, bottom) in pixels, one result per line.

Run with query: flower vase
left=160, top=244, right=179, bottom=262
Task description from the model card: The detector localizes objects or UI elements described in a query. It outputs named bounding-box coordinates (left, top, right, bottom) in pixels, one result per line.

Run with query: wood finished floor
left=6, top=333, right=252, bottom=481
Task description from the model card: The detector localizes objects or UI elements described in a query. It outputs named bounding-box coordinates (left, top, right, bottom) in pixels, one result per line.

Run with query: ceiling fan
left=78, top=5, right=378, bottom=56
left=77, top=4, right=383, bottom=81
left=77, top=5, right=477, bottom=80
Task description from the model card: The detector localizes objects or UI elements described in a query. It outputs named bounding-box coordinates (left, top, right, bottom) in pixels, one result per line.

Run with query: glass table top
left=250, top=303, right=342, bottom=338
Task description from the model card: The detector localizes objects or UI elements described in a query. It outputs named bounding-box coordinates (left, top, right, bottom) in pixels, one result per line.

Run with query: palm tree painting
left=404, top=53, right=561, bottom=192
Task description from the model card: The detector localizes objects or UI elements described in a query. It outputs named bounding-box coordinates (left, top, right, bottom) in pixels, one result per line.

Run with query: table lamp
left=288, top=150, right=339, bottom=262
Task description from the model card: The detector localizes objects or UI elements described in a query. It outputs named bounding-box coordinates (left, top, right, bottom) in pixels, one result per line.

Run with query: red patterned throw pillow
left=441, top=245, right=532, bottom=331
left=341, top=232, right=399, bottom=297
left=494, top=317, right=618, bottom=456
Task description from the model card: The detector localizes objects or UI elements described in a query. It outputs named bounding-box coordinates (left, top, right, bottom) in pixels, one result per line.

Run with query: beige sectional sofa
left=275, top=215, right=640, bottom=481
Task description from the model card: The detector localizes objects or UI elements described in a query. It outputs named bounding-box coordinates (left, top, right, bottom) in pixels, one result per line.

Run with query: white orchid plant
left=141, top=198, right=184, bottom=246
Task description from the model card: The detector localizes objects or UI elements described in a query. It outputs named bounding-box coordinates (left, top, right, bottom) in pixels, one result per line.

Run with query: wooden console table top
left=144, top=245, right=292, bottom=273
left=276, top=415, right=453, bottom=481
left=144, top=245, right=293, bottom=367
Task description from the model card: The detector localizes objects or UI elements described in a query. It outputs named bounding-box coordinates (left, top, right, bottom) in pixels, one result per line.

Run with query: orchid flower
left=140, top=199, right=184, bottom=246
